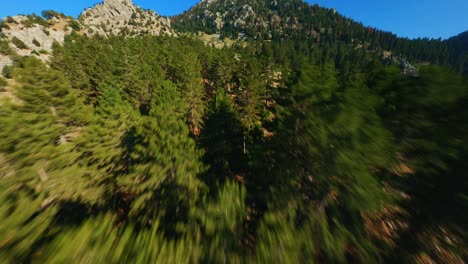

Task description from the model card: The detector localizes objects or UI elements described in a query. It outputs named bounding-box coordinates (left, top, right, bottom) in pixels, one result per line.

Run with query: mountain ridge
left=0, top=0, right=467, bottom=74
left=0, top=0, right=173, bottom=70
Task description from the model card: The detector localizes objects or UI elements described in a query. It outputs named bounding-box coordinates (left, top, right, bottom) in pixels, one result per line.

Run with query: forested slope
left=174, top=0, right=468, bottom=74
left=0, top=0, right=467, bottom=263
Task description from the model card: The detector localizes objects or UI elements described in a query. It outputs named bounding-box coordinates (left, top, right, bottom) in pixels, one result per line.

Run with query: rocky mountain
left=0, top=0, right=467, bottom=74
left=174, top=0, right=467, bottom=74
left=80, top=0, right=174, bottom=37
left=450, top=31, right=468, bottom=43
left=173, top=0, right=330, bottom=40
left=0, top=15, right=74, bottom=61
left=0, top=0, right=173, bottom=71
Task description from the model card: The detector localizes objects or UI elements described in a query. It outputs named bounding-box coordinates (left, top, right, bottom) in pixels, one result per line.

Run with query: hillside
left=174, top=0, right=468, bottom=73
left=80, top=0, right=174, bottom=37
left=0, top=0, right=173, bottom=68
left=0, top=0, right=467, bottom=263
left=451, top=30, right=468, bottom=42
left=1, top=0, right=467, bottom=73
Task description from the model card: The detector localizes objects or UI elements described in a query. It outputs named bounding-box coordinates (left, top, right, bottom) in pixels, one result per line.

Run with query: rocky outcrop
left=1, top=16, right=72, bottom=52
left=0, top=54, right=12, bottom=71
left=0, top=0, right=175, bottom=71
left=80, top=0, right=174, bottom=37
left=0, top=15, right=74, bottom=69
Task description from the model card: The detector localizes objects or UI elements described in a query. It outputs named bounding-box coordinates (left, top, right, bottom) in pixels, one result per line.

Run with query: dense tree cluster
left=0, top=1, right=467, bottom=262
left=174, top=0, right=468, bottom=74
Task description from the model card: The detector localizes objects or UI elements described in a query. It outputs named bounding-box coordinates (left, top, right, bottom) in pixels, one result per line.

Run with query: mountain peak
left=80, top=0, right=174, bottom=37
left=0, top=0, right=174, bottom=71
left=103, top=0, right=133, bottom=6
left=453, top=31, right=468, bottom=42
left=201, top=0, right=220, bottom=5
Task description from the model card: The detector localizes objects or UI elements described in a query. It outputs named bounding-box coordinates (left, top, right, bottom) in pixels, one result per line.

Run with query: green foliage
left=190, top=180, right=247, bottom=262
left=32, top=39, right=41, bottom=47
left=370, top=65, right=468, bottom=261
left=119, top=82, right=205, bottom=222
left=253, top=62, right=395, bottom=262
left=41, top=10, right=65, bottom=20
left=70, top=20, right=81, bottom=31
left=5, top=16, right=16, bottom=23
left=1, top=23, right=467, bottom=262
left=2, top=65, right=13, bottom=78
left=200, top=90, right=245, bottom=185
left=25, top=13, right=48, bottom=27
left=0, top=76, right=6, bottom=90
left=0, top=39, right=14, bottom=55
left=0, top=57, right=93, bottom=261
left=11, top=36, right=28, bottom=49
left=174, top=0, right=467, bottom=74
left=37, top=215, right=200, bottom=263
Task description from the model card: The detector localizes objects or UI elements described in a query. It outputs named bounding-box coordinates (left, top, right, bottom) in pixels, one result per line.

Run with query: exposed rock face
left=174, top=0, right=307, bottom=37
left=80, top=0, right=174, bottom=37
left=0, top=15, right=74, bottom=69
left=399, top=58, right=419, bottom=77
left=0, top=0, right=174, bottom=71
left=0, top=55, right=12, bottom=71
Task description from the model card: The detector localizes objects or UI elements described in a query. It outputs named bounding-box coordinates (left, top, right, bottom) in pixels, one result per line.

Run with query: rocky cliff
left=0, top=0, right=174, bottom=71
left=80, top=0, right=174, bottom=37
left=0, top=15, right=73, bottom=60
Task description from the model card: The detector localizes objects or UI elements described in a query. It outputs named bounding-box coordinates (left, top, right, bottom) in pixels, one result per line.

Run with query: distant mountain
left=450, top=31, right=468, bottom=42
left=0, top=0, right=173, bottom=52
left=0, top=0, right=173, bottom=69
left=0, top=0, right=467, bottom=74
left=449, top=30, right=468, bottom=51
left=174, top=0, right=467, bottom=74
left=80, top=0, right=174, bottom=37
left=173, top=0, right=365, bottom=42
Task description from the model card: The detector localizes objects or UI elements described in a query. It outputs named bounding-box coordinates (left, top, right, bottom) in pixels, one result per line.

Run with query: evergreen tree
left=255, top=62, right=394, bottom=262
left=200, top=90, right=245, bottom=188
left=0, top=57, right=94, bottom=261
left=118, top=81, right=205, bottom=226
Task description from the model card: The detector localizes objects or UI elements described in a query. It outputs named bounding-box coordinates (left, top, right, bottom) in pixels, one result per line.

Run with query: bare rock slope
left=1, top=15, right=73, bottom=59
left=80, top=0, right=174, bottom=37
left=0, top=0, right=174, bottom=71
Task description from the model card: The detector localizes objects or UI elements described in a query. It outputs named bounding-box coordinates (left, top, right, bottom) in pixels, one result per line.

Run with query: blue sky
left=0, top=0, right=467, bottom=39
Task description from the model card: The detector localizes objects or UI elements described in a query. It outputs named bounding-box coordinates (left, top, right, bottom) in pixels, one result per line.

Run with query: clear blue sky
left=0, top=0, right=467, bottom=39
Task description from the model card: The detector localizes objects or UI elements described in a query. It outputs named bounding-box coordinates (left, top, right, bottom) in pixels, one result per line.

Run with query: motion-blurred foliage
left=0, top=34, right=467, bottom=263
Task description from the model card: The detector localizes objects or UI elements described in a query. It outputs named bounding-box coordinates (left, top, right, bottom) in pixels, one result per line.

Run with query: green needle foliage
left=0, top=28, right=466, bottom=263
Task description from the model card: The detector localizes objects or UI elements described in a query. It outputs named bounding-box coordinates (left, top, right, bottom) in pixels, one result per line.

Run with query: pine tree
left=118, top=81, right=205, bottom=225
left=0, top=57, right=94, bottom=261
left=255, top=62, right=394, bottom=262
left=200, top=90, right=245, bottom=187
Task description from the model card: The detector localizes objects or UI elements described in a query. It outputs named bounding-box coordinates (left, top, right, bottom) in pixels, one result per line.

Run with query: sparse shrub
left=2, top=65, right=12, bottom=78
left=43, top=29, right=50, bottom=36
left=42, top=10, right=65, bottom=20
left=0, top=39, right=13, bottom=55
left=70, top=20, right=81, bottom=31
left=0, top=76, right=7, bottom=91
left=6, top=16, right=15, bottom=23
left=26, top=14, right=48, bottom=27
left=0, top=20, right=10, bottom=30
left=11, top=36, right=28, bottom=49
left=21, top=19, right=34, bottom=28
left=32, top=39, right=41, bottom=47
